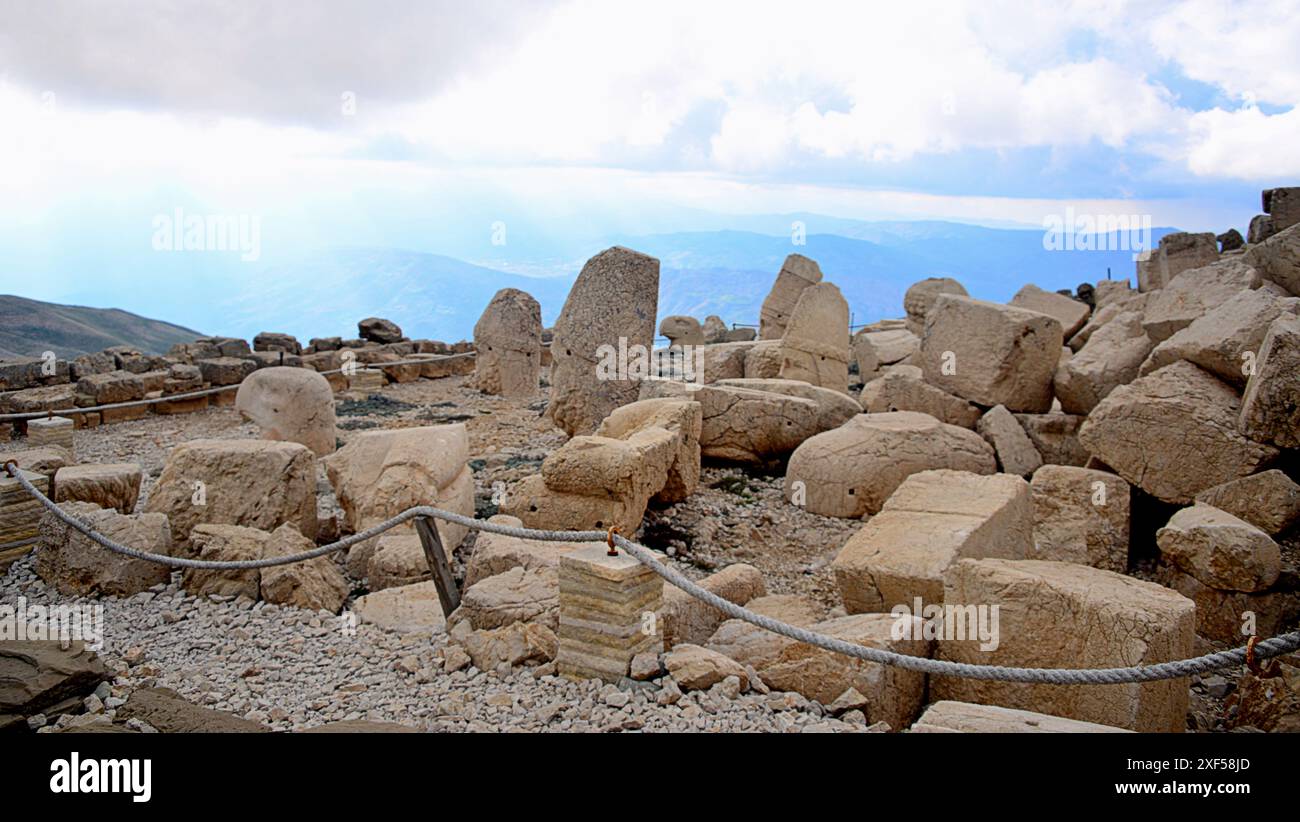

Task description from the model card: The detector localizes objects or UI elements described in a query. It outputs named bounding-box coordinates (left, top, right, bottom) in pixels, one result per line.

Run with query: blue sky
left=1, top=0, right=1298, bottom=300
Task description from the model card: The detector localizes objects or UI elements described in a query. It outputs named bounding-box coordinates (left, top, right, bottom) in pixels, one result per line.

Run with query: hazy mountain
left=0, top=294, right=204, bottom=359
left=1, top=214, right=1176, bottom=349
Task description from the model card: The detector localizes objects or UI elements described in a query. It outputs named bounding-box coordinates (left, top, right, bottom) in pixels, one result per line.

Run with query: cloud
left=0, top=0, right=550, bottom=125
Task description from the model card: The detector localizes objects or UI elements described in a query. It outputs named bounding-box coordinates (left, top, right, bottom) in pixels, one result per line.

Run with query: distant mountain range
left=0, top=215, right=1175, bottom=356
left=0, top=295, right=203, bottom=359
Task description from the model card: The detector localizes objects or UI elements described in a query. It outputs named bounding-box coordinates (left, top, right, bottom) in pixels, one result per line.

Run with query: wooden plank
left=414, top=516, right=460, bottom=617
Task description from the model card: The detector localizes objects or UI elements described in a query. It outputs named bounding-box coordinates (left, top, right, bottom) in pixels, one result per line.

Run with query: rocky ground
left=1, top=372, right=881, bottom=733
left=4, top=369, right=1295, bottom=733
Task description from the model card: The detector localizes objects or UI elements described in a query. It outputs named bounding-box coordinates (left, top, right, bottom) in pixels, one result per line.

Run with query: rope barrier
left=0, top=355, right=467, bottom=422
left=4, top=463, right=1298, bottom=684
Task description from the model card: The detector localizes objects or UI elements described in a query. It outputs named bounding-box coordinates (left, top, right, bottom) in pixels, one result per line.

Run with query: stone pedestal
left=0, top=469, right=49, bottom=569
left=557, top=544, right=663, bottom=682
left=348, top=369, right=387, bottom=393
left=26, top=416, right=75, bottom=456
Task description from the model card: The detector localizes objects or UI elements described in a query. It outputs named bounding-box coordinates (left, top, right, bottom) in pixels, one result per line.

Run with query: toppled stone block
left=933, top=558, right=1194, bottom=732
left=659, top=563, right=765, bottom=648
left=1029, top=465, right=1129, bottom=572
left=920, top=295, right=1062, bottom=412
left=903, top=277, right=968, bottom=335
left=1238, top=313, right=1300, bottom=448
left=911, top=701, right=1131, bottom=733
left=785, top=412, right=995, bottom=518
left=1194, top=470, right=1300, bottom=536
left=976, top=405, right=1041, bottom=476
left=36, top=502, right=173, bottom=597
left=1079, top=362, right=1278, bottom=503
left=760, top=254, right=822, bottom=340
left=144, top=438, right=318, bottom=549
left=53, top=463, right=142, bottom=514
left=832, top=469, right=1032, bottom=612
left=1156, top=504, right=1281, bottom=593
left=1009, top=284, right=1090, bottom=339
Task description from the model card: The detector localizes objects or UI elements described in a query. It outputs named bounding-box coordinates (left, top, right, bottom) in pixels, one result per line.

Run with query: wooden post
left=414, top=516, right=460, bottom=618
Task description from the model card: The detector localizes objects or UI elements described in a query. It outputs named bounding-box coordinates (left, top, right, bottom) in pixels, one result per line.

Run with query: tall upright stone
left=759, top=254, right=822, bottom=340
left=778, top=282, right=851, bottom=393
left=473, top=288, right=542, bottom=400
left=547, top=247, right=659, bottom=437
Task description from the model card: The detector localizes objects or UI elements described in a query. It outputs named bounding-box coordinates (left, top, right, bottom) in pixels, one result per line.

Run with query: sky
left=1, top=0, right=1298, bottom=298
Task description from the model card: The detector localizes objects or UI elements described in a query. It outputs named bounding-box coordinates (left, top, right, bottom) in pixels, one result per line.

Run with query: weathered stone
left=474, top=288, right=543, bottom=399
left=366, top=533, right=431, bottom=591
left=702, top=315, right=729, bottom=344
left=695, top=341, right=754, bottom=383
left=259, top=524, right=348, bottom=612
left=181, top=523, right=270, bottom=599
left=855, top=327, right=917, bottom=365
left=196, top=357, right=256, bottom=386
left=1054, top=310, right=1153, bottom=414
left=1141, top=289, right=1300, bottom=387
left=1218, top=228, right=1245, bottom=252
left=933, top=558, right=1194, bottom=732
left=323, top=425, right=473, bottom=554
left=452, top=621, right=559, bottom=671
left=1158, top=566, right=1300, bottom=644
left=1142, top=258, right=1261, bottom=342
left=358, top=317, right=403, bottom=344
left=547, top=247, right=659, bottom=436
left=777, top=282, right=851, bottom=392
left=743, top=339, right=783, bottom=378
left=1012, top=411, right=1089, bottom=466
left=36, top=502, right=172, bottom=597
left=352, top=581, right=449, bottom=635
left=1140, top=231, right=1221, bottom=293
left=1239, top=313, right=1300, bottom=448
left=904, top=277, right=968, bottom=335
left=1010, top=284, right=1091, bottom=339
left=1079, top=362, right=1278, bottom=503
left=1, top=447, right=72, bottom=478
left=664, top=644, right=749, bottom=691
left=1248, top=214, right=1276, bottom=245
left=708, top=613, right=928, bottom=729
left=860, top=369, right=981, bottom=428
left=253, top=332, right=302, bottom=355
left=116, top=687, right=269, bottom=733
left=759, top=254, right=822, bottom=340
left=639, top=380, right=820, bottom=466
left=76, top=370, right=146, bottom=404
left=1028, top=465, right=1129, bottom=572
left=660, top=563, right=765, bottom=648
left=659, top=315, right=705, bottom=348
left=1157, top=504, right=1280, bottom=593
left=976, top=405, right=1041, bottom=476
left=235, top=367, right=337, bottom=457
left=850, top=332, right=879, bottom=383
left=26, top=416, right=75, bottom=455
left=450, top=566, right=559, bottom=632
left=145, top=439, right=317, bottom=549
left=920, top=295, right=1062, bottom=412
left=911, top=701, right=1131, bottom=733
left=715, top=378, right=860, bottom=431
left=0, top=641, right=109, bottom=719
left=832, top=470, right=1032, bottom=612
left=1245, top=221, right=1300, bottom=297
left=785, top=412, right=996, bottom=518
left=1194, top=470, right=1300, bottom=536
left=53, top=463, right=143, bottom=514
left=463, top=514, right=586, bottom=587
left=556, top=545, right=663, bottom=683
